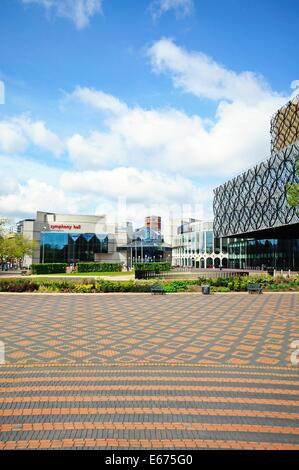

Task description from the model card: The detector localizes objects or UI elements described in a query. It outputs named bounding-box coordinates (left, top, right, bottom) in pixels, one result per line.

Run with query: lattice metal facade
left=213, top=142, right=299, bottom=238
left=271, top=95, right=299, bottom=153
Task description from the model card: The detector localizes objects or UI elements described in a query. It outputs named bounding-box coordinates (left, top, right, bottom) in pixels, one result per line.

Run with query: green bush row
left=0, top=274, right=298, bottom=293
left=77, top=262, right=123, bottom=273
left=133, top=262, right=171, bottom=272
left=31, top=263, right=67, bottom=274
left=197, top=274, right=299, bottom=291
left=0, top=279, right=40, bottom=292
left=0, top=278, right=152, bottom=293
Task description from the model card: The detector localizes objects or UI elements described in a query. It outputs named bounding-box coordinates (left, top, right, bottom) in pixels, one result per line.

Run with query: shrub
left=163, top=281, right=189, bottom=293
left=36, top=280, right=75, bottom=292
left=265, top=282, right=297, bottom=291
left=73, top=283, right=95, bottom=293
left=211, top=286, right=231, bottom=293
left=133, top=262, right=171, bottom=272
left=0, top=279, right=39, bottom=292
left=77, top=262, right=123, bottom=273
left=95, top=280, right=152, bottom=293
left=31, top=263, right=67, bottom=274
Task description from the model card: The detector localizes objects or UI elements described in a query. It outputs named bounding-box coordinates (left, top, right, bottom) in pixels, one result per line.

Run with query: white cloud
left=290, top=80, right=299, bottom=99
left=60, top=167, right=202, bottom=204
left=69, top=84, right=286, bottom=176
left=22, top=0, right=103, bottom=29
left=67, top=131, right=125, bottom=167
left=94, top=199, right=207, bottom=231
left=0, top=179, right=80, bottom=218
left=0, top=121, right=28, bottom=153
left=0, top=156, right=206, bottom=222
left=0, top=116, right=63, bottom=157
left=150, top=0, right=194, bottom=21
left=14, top=116, right=64, bottom=157
left=66, top=41, right=292, bottom=177
left=72, top=86, right=128, bottom=114
left=148, top=38, right=275, bottom=104
left=0, top=154, right=62, bottom=185
left=0, top=175, right=18, bottom=196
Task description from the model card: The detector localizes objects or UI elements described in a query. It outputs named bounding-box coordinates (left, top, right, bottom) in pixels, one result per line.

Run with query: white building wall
left=172, top=219, right=228, bottom=268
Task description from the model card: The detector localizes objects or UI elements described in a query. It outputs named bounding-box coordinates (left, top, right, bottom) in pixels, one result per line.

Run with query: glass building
left=121, top=227, right=172, bottom=268
left=227, top=238, right=299, bottom=270
left=172, top=220, right=228, bottom=268
left=40, top=232, right=109, bottom=264
left=16, top=211, right=132, bottom=266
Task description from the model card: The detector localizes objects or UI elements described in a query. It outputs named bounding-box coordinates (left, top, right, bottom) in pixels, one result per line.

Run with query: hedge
left=0, top=274, right=298, bottom=293
left=31, top=263, right=67, bottom=274
left=77, top=262, right=123, bottom=273
left=133, top=262, right=171, bottom=272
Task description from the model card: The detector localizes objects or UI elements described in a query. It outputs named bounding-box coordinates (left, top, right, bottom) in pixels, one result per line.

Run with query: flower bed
left=0, top=274, right=298, bottom=293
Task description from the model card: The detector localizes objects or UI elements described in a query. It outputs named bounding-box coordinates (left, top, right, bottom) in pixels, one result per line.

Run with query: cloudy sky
left=0, top=0, right=298, bottom=226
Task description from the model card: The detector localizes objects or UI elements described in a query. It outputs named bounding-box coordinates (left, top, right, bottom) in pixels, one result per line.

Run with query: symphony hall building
left=17, top=211, right=133, bottom=267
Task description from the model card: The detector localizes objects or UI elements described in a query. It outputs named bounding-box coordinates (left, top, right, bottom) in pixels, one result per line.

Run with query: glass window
left=205, top=231, right=214, bottom=254
left=40, top=232, right=108, bottom=263
left=226, top=237, right=299, bottom=270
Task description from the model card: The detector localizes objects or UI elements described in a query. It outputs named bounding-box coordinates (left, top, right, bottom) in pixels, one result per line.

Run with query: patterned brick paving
left=0, top=293, right=298, bottom=449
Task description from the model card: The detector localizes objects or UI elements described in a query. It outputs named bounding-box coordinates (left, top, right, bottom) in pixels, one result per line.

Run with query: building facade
left=213, top=97, right=299, bottom=271
left=172, top=219, right=228, bottom=268
left=17, top=211, right=133, bottom=267
left=121, top=225, right=172, bottom=269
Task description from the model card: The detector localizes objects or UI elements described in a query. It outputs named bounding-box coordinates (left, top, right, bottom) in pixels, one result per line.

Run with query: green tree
left=0, top=231, right=36, bottom=270
left=287, top=160, right=299, bottom=209
left=12, top=234, right=36, bottom=268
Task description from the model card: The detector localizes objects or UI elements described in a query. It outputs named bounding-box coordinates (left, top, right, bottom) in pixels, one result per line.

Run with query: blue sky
left=0, top=0, right=298, bottom=225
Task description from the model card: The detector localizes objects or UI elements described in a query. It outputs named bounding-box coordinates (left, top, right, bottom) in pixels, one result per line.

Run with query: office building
left=172, top=219, right=228, bottom=268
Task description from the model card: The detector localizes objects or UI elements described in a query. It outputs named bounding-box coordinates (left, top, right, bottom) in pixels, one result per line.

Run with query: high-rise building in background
left=145, top=216, right=161, bottom=232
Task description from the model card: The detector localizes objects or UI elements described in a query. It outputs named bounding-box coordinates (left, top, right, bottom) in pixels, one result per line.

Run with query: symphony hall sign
left=49, top=224, right=82, bottom=231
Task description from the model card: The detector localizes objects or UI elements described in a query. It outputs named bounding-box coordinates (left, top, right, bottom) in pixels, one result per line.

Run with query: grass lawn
left=30, top=271, right=132, bottom=277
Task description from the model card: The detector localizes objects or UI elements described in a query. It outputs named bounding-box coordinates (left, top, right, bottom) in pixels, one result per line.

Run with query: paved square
left=0, top=293, right=298, bottom=449
left=0, top=293, right=298, bottom=366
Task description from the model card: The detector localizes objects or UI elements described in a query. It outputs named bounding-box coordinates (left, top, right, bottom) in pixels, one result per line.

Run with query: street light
left=41, top=226, right=47, bottom=264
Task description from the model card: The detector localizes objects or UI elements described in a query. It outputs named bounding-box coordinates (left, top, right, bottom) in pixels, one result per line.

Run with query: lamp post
left=73, top=239, right=76, bottom=265
left=41, top=226, right=47, bottom=264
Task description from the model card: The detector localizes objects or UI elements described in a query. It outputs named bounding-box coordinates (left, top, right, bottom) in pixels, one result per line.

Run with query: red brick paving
left=0, top=293, right=298, bottom=449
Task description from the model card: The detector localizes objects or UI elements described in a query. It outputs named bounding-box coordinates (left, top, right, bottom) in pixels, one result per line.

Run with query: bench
left=21, top=269, right=28, bottom=276
left=150, top=284, right=166, bottom=295
left=247, top=283, right=263, bottom=294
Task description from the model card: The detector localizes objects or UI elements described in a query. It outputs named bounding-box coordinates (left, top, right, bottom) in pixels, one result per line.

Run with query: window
left=40, top=232, right=108, bottom=263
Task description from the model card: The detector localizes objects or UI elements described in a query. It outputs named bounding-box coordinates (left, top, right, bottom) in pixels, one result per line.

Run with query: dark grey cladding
left=213, top=142, right=299, bottom=238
